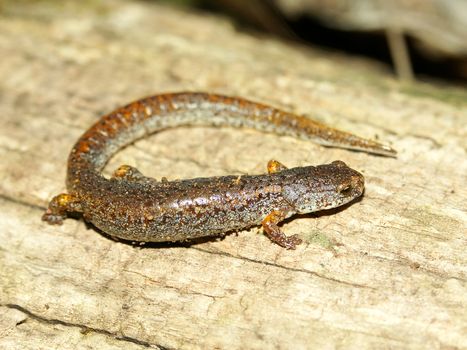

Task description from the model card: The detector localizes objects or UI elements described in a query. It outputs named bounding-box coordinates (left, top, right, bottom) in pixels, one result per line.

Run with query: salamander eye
left=337, top=183, right=352, bottom=195
left=332, top=160, right=347, bottom=168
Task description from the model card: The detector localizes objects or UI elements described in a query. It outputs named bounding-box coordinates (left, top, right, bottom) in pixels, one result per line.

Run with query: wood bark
left=0, top=1, right=466, bottom=349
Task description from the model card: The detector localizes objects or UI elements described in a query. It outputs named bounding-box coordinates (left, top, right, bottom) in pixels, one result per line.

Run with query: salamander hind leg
left=261, top=210, right=302, bottom=249
left=112, top=165, right=146, bottom=181
left=112, top=164, right=169, bottom=185
left=112, top=164, right=166, bottom=184
left=42, top=193, right=82, bottom=225
left=267, top=160, right=288, bottom=174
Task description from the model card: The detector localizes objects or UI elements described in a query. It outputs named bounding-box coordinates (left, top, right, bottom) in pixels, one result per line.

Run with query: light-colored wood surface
left=0, top=1, right=466, bottom=349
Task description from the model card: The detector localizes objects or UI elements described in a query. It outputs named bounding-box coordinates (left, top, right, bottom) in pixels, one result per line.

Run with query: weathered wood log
left=0, top=1, right=466, bottom=349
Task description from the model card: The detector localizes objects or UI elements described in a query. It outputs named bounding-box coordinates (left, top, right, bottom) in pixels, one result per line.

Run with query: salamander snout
left=283, top=161, right=365, bottom=214
left=336, top=173, right=364, bottom=198
left=331, top=160, right=365, bottom=203
left=321, top=164, right=365, bottom=211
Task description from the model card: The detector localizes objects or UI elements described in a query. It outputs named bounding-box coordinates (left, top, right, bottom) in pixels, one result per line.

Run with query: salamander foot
left=42, top=193, right=82, bottom=225
left=262, top=210, right=302, bottom=249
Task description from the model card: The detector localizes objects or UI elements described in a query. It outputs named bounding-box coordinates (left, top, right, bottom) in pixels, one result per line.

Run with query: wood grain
left=0, top=1, right=466, bottom=349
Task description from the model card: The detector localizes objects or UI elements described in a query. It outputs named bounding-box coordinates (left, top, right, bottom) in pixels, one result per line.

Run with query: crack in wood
left=194, top=247, right=376, bottom=289
left=0, top=193, right=45, bottom=211
left=3, top=303, right=171, bottom=350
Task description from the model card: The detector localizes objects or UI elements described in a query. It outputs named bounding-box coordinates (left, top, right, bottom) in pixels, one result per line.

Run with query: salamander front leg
left=42, top=193, right=82, bottom=225
left=262, top=210, right=302, bottom=249
left=267, top=160, right=288, bottom=174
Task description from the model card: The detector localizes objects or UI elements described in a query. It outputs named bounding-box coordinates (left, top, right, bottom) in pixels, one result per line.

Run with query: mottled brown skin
left=42, top=92, right=392, bottom=249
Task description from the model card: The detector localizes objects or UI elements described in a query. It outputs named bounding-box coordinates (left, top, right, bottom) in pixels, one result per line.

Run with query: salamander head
left=282, top=160, right=364, bottom=214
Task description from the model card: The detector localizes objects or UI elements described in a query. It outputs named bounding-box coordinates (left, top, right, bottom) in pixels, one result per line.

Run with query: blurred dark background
left=156, top=0, right=467, bottom=86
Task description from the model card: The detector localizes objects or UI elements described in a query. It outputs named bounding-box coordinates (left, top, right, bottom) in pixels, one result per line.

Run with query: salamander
left=42, top=92, right=395, bottom=249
